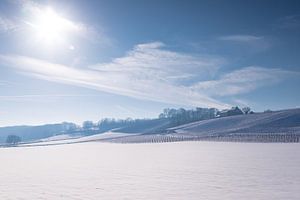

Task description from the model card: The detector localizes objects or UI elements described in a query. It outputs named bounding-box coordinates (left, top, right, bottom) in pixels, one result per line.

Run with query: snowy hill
left=168, top=108, right=300, bottom=136
left=0, top=123, right=76, bottom=144
left=105, top=108, right=300, bottom=143
left=2, top=109, right=300, bottom=145
left=18, top=132, right=138, bottom=147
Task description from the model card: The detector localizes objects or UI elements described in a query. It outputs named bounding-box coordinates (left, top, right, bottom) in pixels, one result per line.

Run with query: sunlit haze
left=0, top=0, right=299, bottom=126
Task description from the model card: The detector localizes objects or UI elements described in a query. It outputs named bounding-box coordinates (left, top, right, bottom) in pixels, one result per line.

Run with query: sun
left=30, top=8, right=72, bottom=44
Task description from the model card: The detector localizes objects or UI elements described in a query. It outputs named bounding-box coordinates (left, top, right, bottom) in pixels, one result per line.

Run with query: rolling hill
left=168, top=108, right=300, bottom=136
left=105, top=108, right=300, bottom=143
left=2, top=108, right=300, bottom=145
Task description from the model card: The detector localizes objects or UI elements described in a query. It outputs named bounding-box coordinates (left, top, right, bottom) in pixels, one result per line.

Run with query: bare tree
left=6, top=135, right=21, bottom=145
left=242, top=107, right=251, bottom=114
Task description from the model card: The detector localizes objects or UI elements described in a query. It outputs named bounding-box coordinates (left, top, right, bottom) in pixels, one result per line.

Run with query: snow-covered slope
left=168, top=108, right=300, bottom=136
left=19, top=132, right=139, bottom=147
left=39, top=134, right=78, bottom=142
left=104, top=109, right=300, bottom=143
left=12, top=109, right=300, bottom=145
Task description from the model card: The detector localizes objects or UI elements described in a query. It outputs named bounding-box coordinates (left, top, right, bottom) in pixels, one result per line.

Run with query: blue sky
left=0, top=0, right=300, bottom=126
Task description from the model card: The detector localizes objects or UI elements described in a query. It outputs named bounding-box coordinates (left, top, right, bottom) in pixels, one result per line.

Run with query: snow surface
left=0, top=142, right=299, bottom=199
left=19, top=131, right=138, bottom=147
left=39, top=134, right=78, bottom=142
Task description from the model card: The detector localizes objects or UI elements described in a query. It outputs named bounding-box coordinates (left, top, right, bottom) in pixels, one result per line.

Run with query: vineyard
left=103, top=133, right=300, bottom=143
left=103, top=108, right=300, bottom=143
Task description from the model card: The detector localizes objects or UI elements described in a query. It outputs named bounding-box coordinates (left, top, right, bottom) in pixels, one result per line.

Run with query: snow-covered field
left=19, top=132, right=137, bottom=147
left=0, top=142, right=299, bottom=200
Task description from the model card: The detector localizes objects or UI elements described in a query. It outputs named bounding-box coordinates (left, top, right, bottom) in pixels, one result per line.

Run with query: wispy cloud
left=0, top=80, right=12, bottom=86
left=115, top=105, right=134, bottom=115
left=191, top=66, right=297, bottom=96
left=218, top=35, right=263, bottom=42
left=0, top=94, right=105, bottom=101
left=114, top=104, right=158, bottom=117
left=0, top=42, right=228, bottom=109
left=0, top=16, right=18, bottom=33
left=90, top=42, right=223, bottom=84
left=277, top=14, right=300, bottom=29
left=1, top=42, right=297, bottom=109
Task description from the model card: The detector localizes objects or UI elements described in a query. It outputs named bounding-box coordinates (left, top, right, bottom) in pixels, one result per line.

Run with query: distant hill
left=0, top=122, right=76, bottom=143
left=2, top=108, right=300, bottom=145
left=0, top=118, right=171, bottom=145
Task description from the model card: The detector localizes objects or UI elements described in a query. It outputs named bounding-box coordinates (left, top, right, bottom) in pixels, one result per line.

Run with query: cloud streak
left=0, top=80, right=12, bottom=86
left=0, top=42, right=228, bottom=109
left=277, top=15, right=300, bottom=29
left=0, top=16, right=18, bottom=33
left=0, top=94, right=106, bottom=102
left=0, top=42, right=297, bottom=109
left=191, top=66, right=297, bottom=96
left=218, top=35, right=263, bottom=42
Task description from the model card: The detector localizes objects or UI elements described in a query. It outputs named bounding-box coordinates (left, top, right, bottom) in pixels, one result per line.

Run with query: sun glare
left=31, top=8, right=71, bottom=44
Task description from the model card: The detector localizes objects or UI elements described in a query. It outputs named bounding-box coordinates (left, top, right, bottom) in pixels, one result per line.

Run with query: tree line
left=80, top=106, right=253, bottom=131
left=158, top=106, right=253, bottom=126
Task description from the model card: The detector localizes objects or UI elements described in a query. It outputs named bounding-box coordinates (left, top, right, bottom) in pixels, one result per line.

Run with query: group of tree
left=216, top=106, right=253, bottom=117
left=80, top=106, right=253, bottom=132
left=6, top=135, right=21, bottom=145
left=81, top=118, right=153, bottom=132
left=159, top=107, right=218, bottom=126
left=158, top=106, right=253, bottom=126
